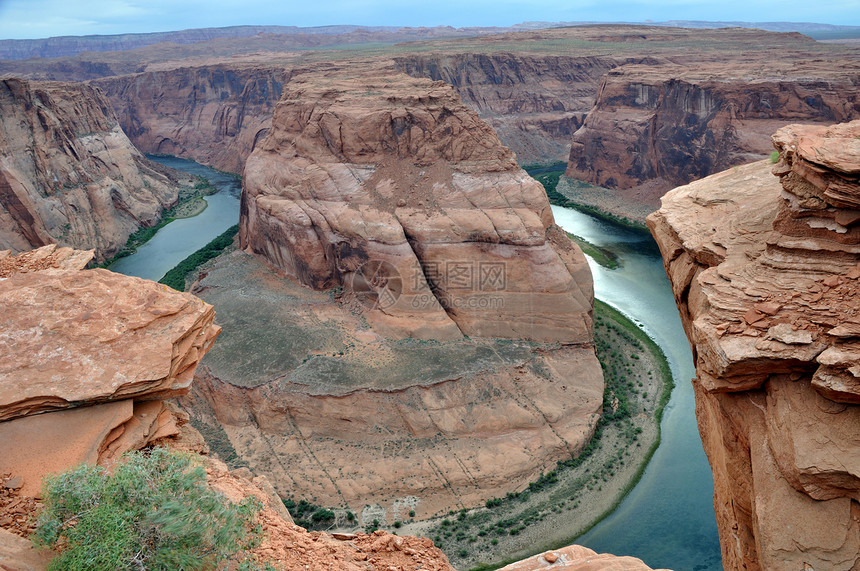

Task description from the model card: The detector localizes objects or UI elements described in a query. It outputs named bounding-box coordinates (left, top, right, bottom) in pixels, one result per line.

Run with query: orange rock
left=240, top=65, right=594, bottom=344
left=497, top=544, right=668, bottom=570
left=0, top=249, right=219, bottom=497
left=648, top=120, right=860, bottom=570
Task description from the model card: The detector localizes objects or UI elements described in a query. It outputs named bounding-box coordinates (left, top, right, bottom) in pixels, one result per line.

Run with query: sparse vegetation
left=565, top=231, right=620, bottom=269
left=420, top=300, right=673, bottom=570
left=523, top=162, right=643, bottom=231
left=99, top=177, right=218, bottom=268
left=32, top=447, right=262, bottom=571
left=769, top=150, right=780, bottom=163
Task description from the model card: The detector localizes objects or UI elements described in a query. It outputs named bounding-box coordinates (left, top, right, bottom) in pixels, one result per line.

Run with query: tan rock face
left=569, top=60, right=860, bottom=199
left=240, top=66, right=594, bottom=343
left=0, top=248, right=220, bottom=496
left=182, top=248, right=603, bottom=520
left=394, top=52, right=627, bottom=164
left=0, top=78, right=180, bottom=263
left=498, top=545, right=667, bottom=570
left=93, top=65, right=288, bottom=174
left=647, top=120, right=860, bottom=570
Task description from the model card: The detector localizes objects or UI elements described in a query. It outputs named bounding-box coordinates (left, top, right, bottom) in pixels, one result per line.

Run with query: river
left=109, top=155, right=722, bottom=570
left=108, top=156, right=242, bottom=281
left=552, top=206, right=722, bottom=571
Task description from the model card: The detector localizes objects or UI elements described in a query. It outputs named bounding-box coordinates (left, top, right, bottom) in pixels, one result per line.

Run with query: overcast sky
left=0, top=0, right=858, bottom=39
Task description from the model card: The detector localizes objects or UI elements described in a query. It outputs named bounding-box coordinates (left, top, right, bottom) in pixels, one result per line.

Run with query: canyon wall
left=569, top=62, right=860, bottom=196
left=240, top=66, right=594, bottom=343
left=394, top=53, right=636, bottom=164
left=93, top=65, right=288, bottom=174
left=0, top=78, right=180, bottom=263
left=648, top=120, right=860, bottom=570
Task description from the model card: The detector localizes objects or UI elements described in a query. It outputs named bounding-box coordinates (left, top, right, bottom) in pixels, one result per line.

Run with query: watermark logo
left=415, top=261, right=506, bottom=292
left=351, top=260, right=402, bottom=310
left=351, top=259, right=507, bottom=311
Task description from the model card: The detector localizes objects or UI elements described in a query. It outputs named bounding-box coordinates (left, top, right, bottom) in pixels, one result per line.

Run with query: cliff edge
left=648, top=120, right=860, bottom=570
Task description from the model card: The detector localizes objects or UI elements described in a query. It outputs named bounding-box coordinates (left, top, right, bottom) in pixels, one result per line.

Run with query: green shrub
left=769, top=150, right=780, bottom=163
left=33, top=447, right=261, bottom=571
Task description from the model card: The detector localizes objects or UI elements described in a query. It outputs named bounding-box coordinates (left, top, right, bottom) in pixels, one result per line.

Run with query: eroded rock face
left=240, top=67, right=594, bottom=343
left=395, top=53, right=630, bottom=164
left=94, top=65, right=287, bottom=174
left=0, top=247, right=220, bottom=496
left=0, top=78, right=180, bottom=263
left=570, top=62, right=860, bottom=198
left=182, top=247, right=603, bottom=520
left=647, top=120, right=860, bottom=570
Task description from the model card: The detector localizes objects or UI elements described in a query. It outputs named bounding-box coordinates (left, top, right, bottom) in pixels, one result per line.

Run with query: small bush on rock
left=33, top=447, right=262, bottom=571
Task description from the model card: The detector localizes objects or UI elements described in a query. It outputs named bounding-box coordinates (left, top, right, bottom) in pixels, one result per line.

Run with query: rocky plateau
left=0, top=77, right=185, bottom=263
left=181, top=64, right=605, bottom=525
left=6, top=25, right=857, bottom=217
left=648, top=119, right=860, bottom=570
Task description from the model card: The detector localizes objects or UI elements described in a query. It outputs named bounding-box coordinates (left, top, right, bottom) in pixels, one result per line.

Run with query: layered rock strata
left=0, top=78, right=180, bottom=262
left=647, top=120, right=860, bottom=570
left=0, top=246, right=220, bottom=496
left=394, top=53, right=632, bottom=163
left=93, top=65, right=288, bottom=174
left=184, top=248, right=603, bottom=520
left=240, top=68, right=594, bottom=343
left=568, top=60, right=860, bottom=198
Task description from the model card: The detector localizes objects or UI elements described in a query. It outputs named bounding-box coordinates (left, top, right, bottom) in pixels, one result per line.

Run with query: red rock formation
left=647, top=120, right=860, bottom=570
left=93, top=65, right=288, bottom=174
left=394, top=53, right=630, bottom=163
left=0, top=78, right=181, bottom=263
left=0, top=247, right=220, bottom=496
left=568, top=60, right=860, bottom=199
left=240, top=66, right=594, bottom=343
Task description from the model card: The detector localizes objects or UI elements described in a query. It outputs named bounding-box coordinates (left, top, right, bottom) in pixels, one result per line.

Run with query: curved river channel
left=552, top=206, right=722, bottom=571
left=111, top=156, right=722, bottom=570
left=108, top=156, right=241, bottom=281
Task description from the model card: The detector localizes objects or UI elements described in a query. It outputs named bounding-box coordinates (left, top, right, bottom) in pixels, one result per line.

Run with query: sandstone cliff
left=0, top=245, right=220, bottom=496
left=647, top=120, right=860, bottom=570
left=93, top=65, right=288, bottom=174
left=0, top=78, right=181, bottom=263
left=568, top=58, right=860, bottom=200
left=240, top=66, right=594, bottom=343
left=394, top=53, right=633, bottom=164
